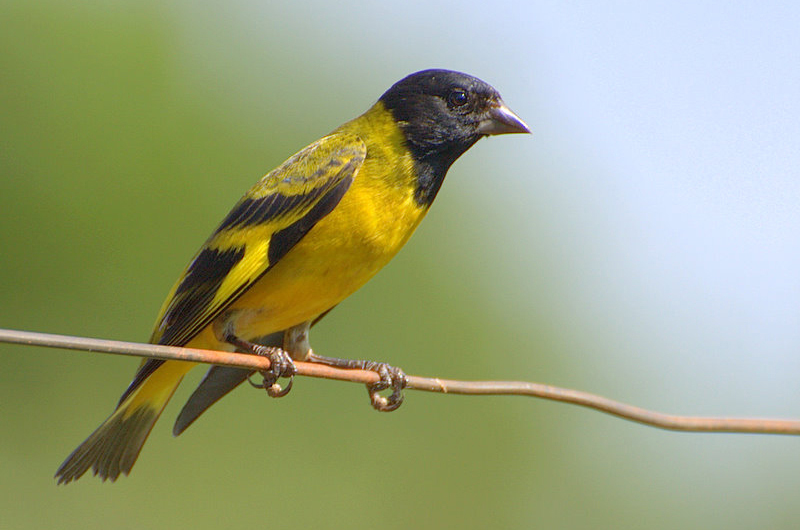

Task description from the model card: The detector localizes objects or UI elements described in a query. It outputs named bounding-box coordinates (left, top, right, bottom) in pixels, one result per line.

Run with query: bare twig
left=1, top=327, right=798, bottom=435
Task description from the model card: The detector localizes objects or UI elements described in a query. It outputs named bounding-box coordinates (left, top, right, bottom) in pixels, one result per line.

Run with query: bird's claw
left=364, top=362, right=407, bottom=412
left=247, top=346, right=296, bottom=398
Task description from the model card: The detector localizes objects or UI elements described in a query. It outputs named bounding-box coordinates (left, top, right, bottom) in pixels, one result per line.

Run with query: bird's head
left=379, top=69, right=530, bottom=164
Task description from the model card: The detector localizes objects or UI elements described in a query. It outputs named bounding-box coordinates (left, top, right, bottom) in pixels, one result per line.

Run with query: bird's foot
left=363, top=361, right=407, bottom=412
left=223, top=331, right=297, bottom=398
left=245, top=345, right=297, bottom=398
left=307, top=353, right=407, bottom=411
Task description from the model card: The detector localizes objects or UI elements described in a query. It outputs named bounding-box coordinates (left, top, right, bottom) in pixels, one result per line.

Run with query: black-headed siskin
left=55, top=69, right=530, bottom=484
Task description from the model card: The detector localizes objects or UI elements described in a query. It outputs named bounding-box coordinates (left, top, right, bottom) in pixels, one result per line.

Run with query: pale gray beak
left=477, top=101, right=531, bottom=135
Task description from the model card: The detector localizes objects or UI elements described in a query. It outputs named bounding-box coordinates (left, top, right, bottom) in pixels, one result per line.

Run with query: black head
left=379, top=69, right=529, bottom=205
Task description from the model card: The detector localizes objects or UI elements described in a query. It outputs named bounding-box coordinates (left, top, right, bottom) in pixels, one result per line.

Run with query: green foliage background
left=2, top=2, right=798, bottom=529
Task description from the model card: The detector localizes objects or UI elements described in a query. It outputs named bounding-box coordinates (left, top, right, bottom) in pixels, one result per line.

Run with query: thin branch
left=2, top=327, right=798, bottom=435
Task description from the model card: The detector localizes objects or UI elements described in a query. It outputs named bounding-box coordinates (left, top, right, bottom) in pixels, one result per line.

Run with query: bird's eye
left=447, top=89, right=469, bottom=108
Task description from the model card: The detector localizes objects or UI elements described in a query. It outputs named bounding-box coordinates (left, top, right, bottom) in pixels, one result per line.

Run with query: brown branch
left=1, top=327, right=798, bottom=435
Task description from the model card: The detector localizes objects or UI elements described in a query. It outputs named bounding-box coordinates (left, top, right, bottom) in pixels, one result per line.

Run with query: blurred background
left=2, top=1, right=799, bottom=528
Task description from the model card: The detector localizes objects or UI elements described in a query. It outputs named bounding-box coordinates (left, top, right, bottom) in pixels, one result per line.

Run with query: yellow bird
left=55, top=69, right=529, bottom=483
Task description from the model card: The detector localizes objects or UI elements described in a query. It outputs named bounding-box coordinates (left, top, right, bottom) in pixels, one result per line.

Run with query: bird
left=55, top=69, right=530, bottom=484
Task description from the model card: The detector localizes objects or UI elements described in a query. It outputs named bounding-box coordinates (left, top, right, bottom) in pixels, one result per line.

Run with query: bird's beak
left=477, top=101, right=531, bottom=135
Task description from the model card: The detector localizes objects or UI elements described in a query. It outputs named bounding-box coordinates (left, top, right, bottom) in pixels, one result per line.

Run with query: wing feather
left=151, top=133, right=366, bottom=347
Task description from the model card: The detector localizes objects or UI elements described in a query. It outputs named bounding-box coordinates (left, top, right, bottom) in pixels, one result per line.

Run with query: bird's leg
left=282, top=320, right=313, bottom=361
left=306, top=352, right=407, bottom=412
left=222, top=331, right=296, bottom=398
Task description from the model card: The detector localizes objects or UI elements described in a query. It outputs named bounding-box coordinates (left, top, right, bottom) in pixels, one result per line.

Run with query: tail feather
left=55, top=407, right=159, bottom=484
left=173, top=365, right=252, bottom=436
left=55, top=361, right=192, bottom=484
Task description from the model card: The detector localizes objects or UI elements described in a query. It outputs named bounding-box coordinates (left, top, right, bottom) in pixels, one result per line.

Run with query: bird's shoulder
left=248, top=131, right=367, bottom=200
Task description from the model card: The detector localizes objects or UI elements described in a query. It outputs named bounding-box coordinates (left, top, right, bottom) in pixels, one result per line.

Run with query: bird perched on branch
left=56, top=69, right=530, bottom=483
